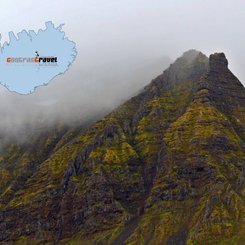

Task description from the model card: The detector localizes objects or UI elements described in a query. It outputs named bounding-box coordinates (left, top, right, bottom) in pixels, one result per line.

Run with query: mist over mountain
left=1, top=0, right=245, bottom=144
left=0, top=54, right=171, bottom=144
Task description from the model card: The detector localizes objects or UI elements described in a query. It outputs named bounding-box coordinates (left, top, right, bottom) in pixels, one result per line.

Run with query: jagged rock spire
left=209, top=52, right=228, bottom=72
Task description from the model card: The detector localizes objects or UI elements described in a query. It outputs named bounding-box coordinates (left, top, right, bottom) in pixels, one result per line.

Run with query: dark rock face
left=0, top=50, right=244, bottom=244
left=209, top=52, right=228, bottom=72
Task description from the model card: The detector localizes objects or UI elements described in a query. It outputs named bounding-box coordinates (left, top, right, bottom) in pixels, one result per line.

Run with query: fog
left=0, top=0, right=244, bottom=140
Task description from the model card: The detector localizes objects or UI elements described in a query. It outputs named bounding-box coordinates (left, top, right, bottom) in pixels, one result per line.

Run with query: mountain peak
left=156, top=50, right=208, bottom=89
left=209, top=52, right=228, bottom=72
left=182, top=49, right=200, bottom=58
left=182, top=49, right=201, bottom=60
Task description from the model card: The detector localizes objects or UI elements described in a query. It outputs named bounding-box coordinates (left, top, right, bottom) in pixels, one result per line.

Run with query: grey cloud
left=0, top=0, right=244, bottom=142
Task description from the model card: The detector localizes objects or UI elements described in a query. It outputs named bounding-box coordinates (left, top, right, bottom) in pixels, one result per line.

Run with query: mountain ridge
left=0, top=50, right=244, bottom=244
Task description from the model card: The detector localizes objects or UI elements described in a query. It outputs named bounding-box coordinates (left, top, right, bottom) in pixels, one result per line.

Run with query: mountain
left=0, top=50, right=244, bottom=244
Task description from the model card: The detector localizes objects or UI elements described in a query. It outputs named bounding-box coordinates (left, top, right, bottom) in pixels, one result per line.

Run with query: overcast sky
left=0, top=0, right=244, bottom=138
left=1, top=0, right=245, bottom=80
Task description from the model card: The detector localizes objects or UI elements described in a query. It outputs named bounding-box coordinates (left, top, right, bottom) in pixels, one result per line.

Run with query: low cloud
left=0, top=0, right=244, bottom=144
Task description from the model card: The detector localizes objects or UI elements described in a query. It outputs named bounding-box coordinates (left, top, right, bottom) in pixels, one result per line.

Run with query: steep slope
left=127, top=53, right=245, bottom=245
left=0, top=50, right=244, bottom=245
